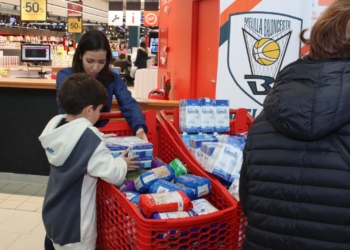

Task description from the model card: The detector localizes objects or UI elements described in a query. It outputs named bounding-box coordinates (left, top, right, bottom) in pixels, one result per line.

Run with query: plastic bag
left=149, top=179, right=196, bottom=200
left=119, top=179, right=136, bottom=192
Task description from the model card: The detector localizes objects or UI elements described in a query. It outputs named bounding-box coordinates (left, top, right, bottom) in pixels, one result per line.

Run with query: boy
left=39, top=73, right=138, bottom=250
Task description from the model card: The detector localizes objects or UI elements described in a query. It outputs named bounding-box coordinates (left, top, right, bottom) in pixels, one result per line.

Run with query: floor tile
left=0, top=200, right=23, bottom=209
left=0, top=208, right=17, bottom=225
left=27, top=196, right=44, bottom=203
left=36, top=206, right=43, bottom=213
left=0, top=183, right=27, bottom=194
left=0, top=181, right=9, bottom=189
left=6, top=234, right=43, bottom=250
left=0, top=193, right=11, bottom=200
left=16, top=185, right=45, bottom=196
left=29, top=222, right=46, bottom=236
left=0, top=230, right=22, bottom=250
left=33, top=188, right=46, bottom=197
left=7, top=194, right=31, bottom=202
left=0, top=211, right=41, bottom=234
left=16, top=202, right=42, bottom=212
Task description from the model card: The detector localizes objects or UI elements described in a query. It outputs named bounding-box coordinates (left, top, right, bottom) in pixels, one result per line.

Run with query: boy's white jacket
left=39, top=115, right=127, bottom=250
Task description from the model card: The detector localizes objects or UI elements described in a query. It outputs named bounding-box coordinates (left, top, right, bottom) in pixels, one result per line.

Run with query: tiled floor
left=0, top=180, right=46, bottom=250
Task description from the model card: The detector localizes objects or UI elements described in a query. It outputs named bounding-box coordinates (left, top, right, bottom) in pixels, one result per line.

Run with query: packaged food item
left=174, top=174, right=211, bottom=199
left=119, top=179, right=136, bottom=192
left=123, top=191, right=140, bottom=204
left=125, top=168, right=148, bottom=180
left=139, top=191, right=193, bottom=218
left=149, top=180, right=196, bottom=200
left=191, top=198, right=218, bottom=215
left=152, top=210, right=197, bottom=219
left=169, top=158, right=188, bottom=177
left=151, top=157, right=167, bottom=169
left=199, top=98, right=216, bottom=133
left=133, top=165, right=175, bottom=193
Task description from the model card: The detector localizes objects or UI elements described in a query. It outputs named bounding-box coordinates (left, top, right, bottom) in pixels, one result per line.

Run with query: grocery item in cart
left=174, top=174, right=211, bottom=199
left=139, top=191, right=193, bottom=218
left=189, top=137, right=219, bottom=161
left=207, top=134, right=245, bottom=182
left=133, top=164, right=175, bottom=193
left=124, top=191, right=140, bottom=204
left=200, top=142, right=218, bottom=169
left=151, top=157, right=167, bottom=168
left=119, top=179, right=136, bottom=192
left=199, top=98, right=216, bottom=133
left=181, top=133, right=207, bottom=148
left=179, top=99, right=201, bottom=133
left=192, top=198, right=219, bottom=215
left=149, top=179, right=196, bottom=200
left=215, top=100, right=230, bottom=132
left=169, top=158, right=188, bottom=177
left=152, top=210, right=197, bottom=219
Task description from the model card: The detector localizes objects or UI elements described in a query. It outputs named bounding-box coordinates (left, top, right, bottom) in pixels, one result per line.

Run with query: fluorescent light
left=60, top=0, right=108, bottom=15
left=47, top=3, right=107, bottom=20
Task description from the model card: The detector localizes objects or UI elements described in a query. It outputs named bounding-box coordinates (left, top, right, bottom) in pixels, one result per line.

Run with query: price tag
left=68, top=17, right=83, bottom=33
left=20, top=0, right=47, bottom=21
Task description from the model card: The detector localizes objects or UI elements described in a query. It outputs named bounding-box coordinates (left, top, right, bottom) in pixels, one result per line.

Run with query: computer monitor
left=21, top=44, right=51, bottom=65
left=112, top=51, right=119, bottom=59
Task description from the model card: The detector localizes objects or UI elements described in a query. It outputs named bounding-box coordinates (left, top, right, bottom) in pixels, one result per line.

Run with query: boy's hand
left=120, top=149, right=140, bottom=172
left=136, top=128, right=148, bottom=141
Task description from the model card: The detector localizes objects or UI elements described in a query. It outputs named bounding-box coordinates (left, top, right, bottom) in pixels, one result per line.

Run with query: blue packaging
left=200, top=142, right=218, bottom=170
left=192, top=198, right=218, bottom=215
left=199, top=98, right=216, bottom=133
left=133, top=165, right=175, bottom=193
left=189, top=137, right=218, bottom=161
left=181, top=133, right=206, bottom=148
left=149, top=180, right=196, bottom=200
left=123, top=191, right=140, bottom=204
left=179, top=99, right=201, bottom=133
left=174, top=174, right=211, bottom=199
left=215, top=100, right=230, bottom=133
left=208, top=135, right=245, bottom=182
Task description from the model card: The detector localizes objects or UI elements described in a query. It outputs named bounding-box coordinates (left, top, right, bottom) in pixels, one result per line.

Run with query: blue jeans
left=44, top=235, right=55, bottom=250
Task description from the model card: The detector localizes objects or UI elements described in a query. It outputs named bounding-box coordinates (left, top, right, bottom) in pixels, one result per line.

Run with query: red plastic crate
left=95, top=111, right=243, bottom=250
left=159, top=108, right=254, bottom=248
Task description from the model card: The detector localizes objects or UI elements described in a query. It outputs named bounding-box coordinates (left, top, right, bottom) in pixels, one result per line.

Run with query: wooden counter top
left=0, top=78, right=55, bottom=89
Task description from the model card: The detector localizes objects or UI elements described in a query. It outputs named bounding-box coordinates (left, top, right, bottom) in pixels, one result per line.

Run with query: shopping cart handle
left=99, top=111, right=147, bottom=120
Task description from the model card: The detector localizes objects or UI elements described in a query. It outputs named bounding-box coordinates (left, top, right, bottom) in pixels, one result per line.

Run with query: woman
left=134, top=41, right=149, bottom=69
left=55, top=30, right=147, bottom=140
left=116, top=42, right=128, bottom=58
left=239, top=0, right=350, bottom=249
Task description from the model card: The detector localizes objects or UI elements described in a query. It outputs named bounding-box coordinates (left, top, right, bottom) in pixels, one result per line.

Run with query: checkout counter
left=0, top=67, right=178, bottom=176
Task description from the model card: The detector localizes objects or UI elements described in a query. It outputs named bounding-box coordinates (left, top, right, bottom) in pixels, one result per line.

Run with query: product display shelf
left=95, top=110, right=243, bottom=250
left=159, top=108, right=254, bottom=248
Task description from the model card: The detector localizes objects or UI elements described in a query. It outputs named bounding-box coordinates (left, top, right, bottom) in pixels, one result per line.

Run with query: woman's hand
left=136, top=128, right=148, bottom=141
left=120, top=149, right=140, bottom=172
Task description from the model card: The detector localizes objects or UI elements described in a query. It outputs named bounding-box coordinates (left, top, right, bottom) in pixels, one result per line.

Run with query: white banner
left=216, top=0, right=332, bottom=118
left=108, top=11, right=123, bottom=26
left=125, top=11, right=141, bottom=26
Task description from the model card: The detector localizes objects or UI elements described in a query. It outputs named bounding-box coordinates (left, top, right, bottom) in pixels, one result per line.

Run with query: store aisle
left=0, top=180, right=46, bottom=250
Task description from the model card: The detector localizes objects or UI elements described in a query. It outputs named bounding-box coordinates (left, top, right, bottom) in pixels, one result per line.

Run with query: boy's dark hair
left=58, top=73, right=108, bottom=115
left=140, top=41, right=147, bottom=49
left=72, top=30, right=115, bottom=87
left=118, top=53, right=126, bottom=59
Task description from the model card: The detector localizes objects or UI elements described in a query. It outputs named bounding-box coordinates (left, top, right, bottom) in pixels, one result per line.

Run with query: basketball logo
left=252, top=38, right=280, bottom=66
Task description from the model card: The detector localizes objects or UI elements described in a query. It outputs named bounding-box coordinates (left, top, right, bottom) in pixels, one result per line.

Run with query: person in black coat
left=239, top=0, right=350, bottom=249
left=133, top=41, right=149, bottom=69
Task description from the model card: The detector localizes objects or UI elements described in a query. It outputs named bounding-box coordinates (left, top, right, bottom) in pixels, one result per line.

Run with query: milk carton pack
left=199, top=98, right=216, bottom=133
left=208, top=135, right=245, bottom=182
left=200, top=142, right=218, bottom=170
left=215, top=100, right=230, bottom=132
left=189, top=137, right=218, bottom=161
left=181, top=133, right=207, bottom=149
left=104, top=136, right=154, bottom=168
left=179, top=99, right=201, bottom=133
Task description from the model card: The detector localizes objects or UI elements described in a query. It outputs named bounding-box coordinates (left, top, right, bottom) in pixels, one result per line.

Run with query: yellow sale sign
left=68, top=17, right=83, bottom=33
left=21, top=0, right=47, bottom=21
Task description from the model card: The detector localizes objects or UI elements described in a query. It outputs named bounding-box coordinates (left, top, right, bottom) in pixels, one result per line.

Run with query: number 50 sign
left=21, top=0, right=47, bottom=21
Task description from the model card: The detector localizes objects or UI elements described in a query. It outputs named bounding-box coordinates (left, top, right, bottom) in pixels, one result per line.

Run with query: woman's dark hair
left=119, top=42, right=125, bottom=49
left=118, top=53, right=126, bottom=59
left=58, top=73, right=108, bottom=115
left=72, top=30, right=115, bottom=87
left=300, top=0, right=350, bottom=60
left=140, top=41, right=147, bottom=49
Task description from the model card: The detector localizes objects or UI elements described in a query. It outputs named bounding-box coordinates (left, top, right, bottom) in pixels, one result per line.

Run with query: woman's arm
left=56, top=69, right=73, bottom=114
left=112, top=74, right=148, bottom=135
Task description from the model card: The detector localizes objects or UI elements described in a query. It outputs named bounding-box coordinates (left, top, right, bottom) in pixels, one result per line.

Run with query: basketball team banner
left=216, top=0, right=332, bottom=118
